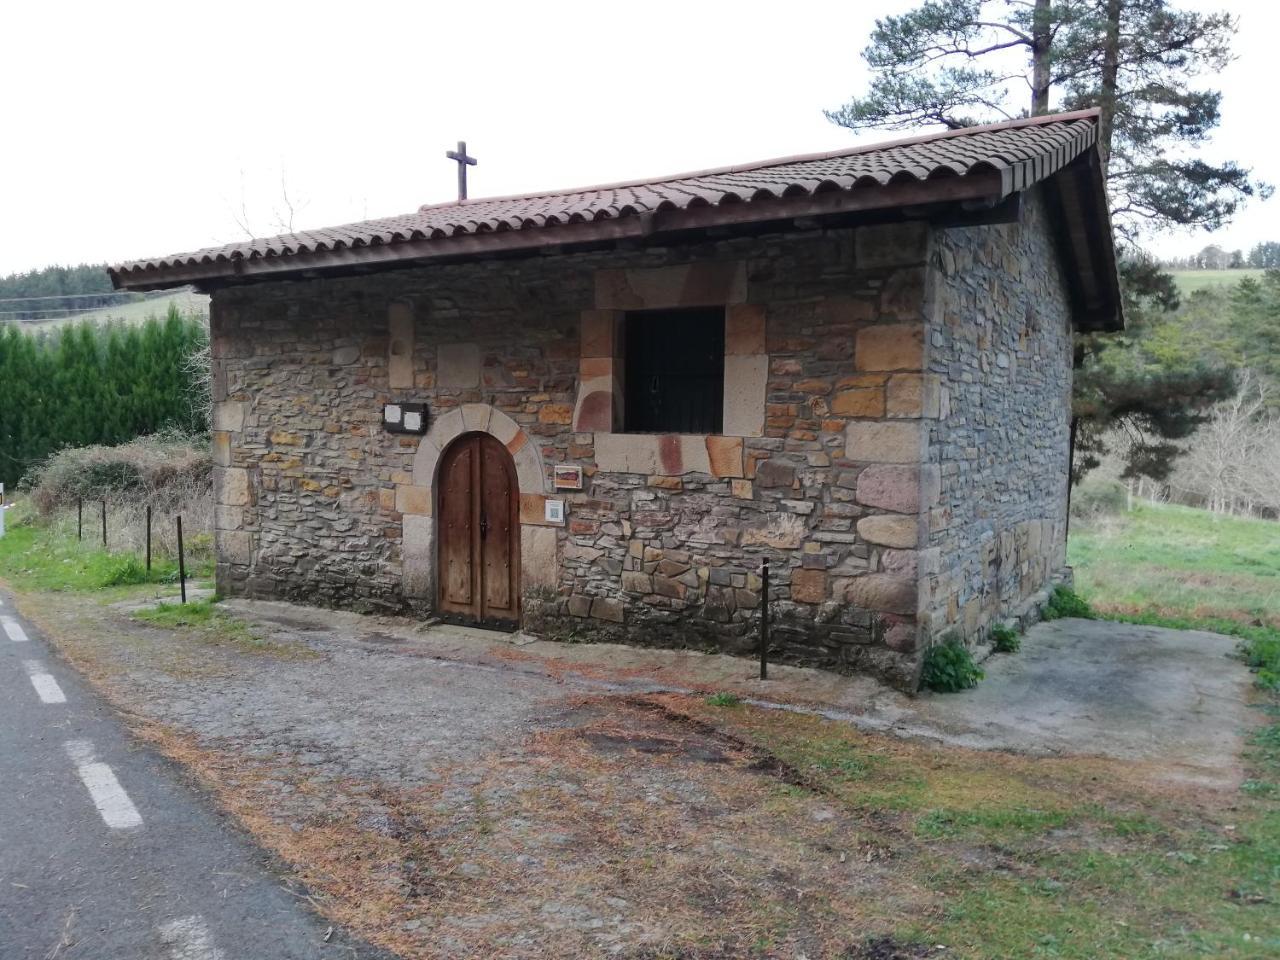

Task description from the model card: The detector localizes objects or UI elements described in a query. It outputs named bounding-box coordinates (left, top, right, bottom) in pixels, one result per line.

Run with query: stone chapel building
left=111, top=110, right=1122, bottom=690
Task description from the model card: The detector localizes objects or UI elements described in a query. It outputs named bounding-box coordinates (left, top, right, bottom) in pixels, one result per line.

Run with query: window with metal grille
left=622, top=307, right=725, bottom=434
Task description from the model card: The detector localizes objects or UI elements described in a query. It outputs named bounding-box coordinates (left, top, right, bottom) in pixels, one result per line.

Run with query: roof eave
left=1050, top=148, right=1123, bottom=333
left=110, top=173, right=1006, bottom=292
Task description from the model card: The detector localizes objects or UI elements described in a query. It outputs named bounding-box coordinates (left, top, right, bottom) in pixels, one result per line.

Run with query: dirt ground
left=13, top=590, right=1268, bottom=959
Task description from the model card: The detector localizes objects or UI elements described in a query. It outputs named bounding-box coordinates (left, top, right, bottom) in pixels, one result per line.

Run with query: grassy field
left=0, top=507, right=212, bottom=593
left=1069, top=501, right=1280, bottom=687
left=1169, top=268, right=1265, bottom=294
left=11, top=288, right=208, bottom=330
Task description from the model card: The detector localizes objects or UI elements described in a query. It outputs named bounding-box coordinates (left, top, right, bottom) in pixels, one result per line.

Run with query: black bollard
left=176, top=516, right=187, bottom=605
left=759, top=558, right=770, bottom=680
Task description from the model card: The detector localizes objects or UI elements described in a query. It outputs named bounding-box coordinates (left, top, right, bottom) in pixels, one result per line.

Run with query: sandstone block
left=755, top=459, right=796, bottom=488
left=218, top=530, right=253, bottom=566
left=741, top=514, right=806, bottom=549
left=845, top=574, right=918, bottom=616
left=846, top=420, right=922, bottom=464
left=568, top=594, right=593, bottom=617
left=725, top=303, right=766, bottom=355
left=402, top=514, right=433, bottom=599
left=437, top=342, right=480, bottom=390
left=521, top=526, right=558, bottom=590
left=621, top=571, right=652, bottom=594
left=212, top=431, right=232, bottom=467
left=791, top=568, right=827, bottom=604
left=214, top=505, right=243, bottom=531
left=855, top=324, right=924, bottom=372
left=723, top=354, right=767, bottom=436
left=885, top=373, right=941, bottom=419
left=855, top=464, right=920, bottom=513
left=461, top=403, right=492, bottom=432
left=831, top=388, right=885, bottom=418
left=579, top=310, right=616, bottom=357
left=212, top=401, right=247, bottom=433
left=590, top=597, right=625, bottom=623
left=395, top=484, right=431, bottom=516
left=519, top=493, right=549, bottom=524
left=731, top=479, right=753, bottom=499
left=881, top=549, right=919, bottom=576
left=855, top=222, right=929, bottom=268
left=653, top=576, right=685, bottom=599
left=856, top=514, right=919, bottom=549
left=882, top=619, right=918, bottom=652
left=217, top=467, right=251, bottom=507
left=879, top=268, right=926, bottom=320
left=388, top=301, right=415, bottom=389
left=705, top=435, right=745, bottom=478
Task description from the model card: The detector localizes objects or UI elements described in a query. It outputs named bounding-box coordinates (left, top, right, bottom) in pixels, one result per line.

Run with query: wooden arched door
left=436, top=433, right=521, bottom=628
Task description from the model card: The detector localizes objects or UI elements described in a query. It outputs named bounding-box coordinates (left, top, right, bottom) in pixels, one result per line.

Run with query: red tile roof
left=110, top=110, right=1103, bottom=290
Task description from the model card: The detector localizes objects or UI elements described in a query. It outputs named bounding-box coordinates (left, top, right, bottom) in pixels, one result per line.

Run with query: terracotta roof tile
left=110, top=110, right=1100, bottom=285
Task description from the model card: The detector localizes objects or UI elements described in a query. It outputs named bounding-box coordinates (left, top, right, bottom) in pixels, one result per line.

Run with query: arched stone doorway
left=399, top=404, right=557, bottom=625
left=436, top=432, right=520, bottom=626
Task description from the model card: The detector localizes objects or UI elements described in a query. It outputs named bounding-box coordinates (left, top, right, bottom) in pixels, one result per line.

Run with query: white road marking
left=158, top=916, right=227, bottom=960
left=64, top=740, right=143, bottom=830
left=22, top=660, right=66, bottom=704
left=2, top=615, right=30, bottom=642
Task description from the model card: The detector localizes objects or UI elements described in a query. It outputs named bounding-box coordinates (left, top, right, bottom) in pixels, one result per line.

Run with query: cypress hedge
left=0, top=306, right=208, bottom=489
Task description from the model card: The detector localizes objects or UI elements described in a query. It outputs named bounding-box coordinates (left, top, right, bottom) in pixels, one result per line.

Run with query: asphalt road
left=0, top=587, right=391, bottom=959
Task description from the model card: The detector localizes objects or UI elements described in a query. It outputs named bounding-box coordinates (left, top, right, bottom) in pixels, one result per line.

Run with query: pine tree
left=826, top=0, right=1268, bottom=481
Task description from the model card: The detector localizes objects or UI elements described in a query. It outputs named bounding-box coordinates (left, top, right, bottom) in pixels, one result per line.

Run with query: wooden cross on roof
left=446, top=141, right=477, bottom=201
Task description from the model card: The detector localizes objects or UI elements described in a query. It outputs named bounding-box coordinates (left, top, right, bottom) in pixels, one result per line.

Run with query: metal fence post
left=77, top=499, right=82, bottom=541
left=176, top=515, right=187, bottom=604
left=759, top=558, right=770, bottom=680
left=145, top=504, right=152, bottom=573
left=100, top=500, right=107, bottom=548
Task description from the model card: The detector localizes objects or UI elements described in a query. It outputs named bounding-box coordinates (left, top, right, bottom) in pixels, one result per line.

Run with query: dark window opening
left=623, top=307, right=725, bottom=434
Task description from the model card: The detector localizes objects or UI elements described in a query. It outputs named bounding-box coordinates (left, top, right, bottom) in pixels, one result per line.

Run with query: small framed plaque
left=553, top=464, right=584, bottom=490
left=544, top=499, right=566, bottom=525
left=384, top=402, right=429, bottom=435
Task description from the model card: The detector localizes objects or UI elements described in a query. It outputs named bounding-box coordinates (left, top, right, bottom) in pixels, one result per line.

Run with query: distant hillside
left=28, top=289, right=210, bottom=329
left=1169, top=268, right=1265, bottom=295
left=0, top=262, right=207, bottom=328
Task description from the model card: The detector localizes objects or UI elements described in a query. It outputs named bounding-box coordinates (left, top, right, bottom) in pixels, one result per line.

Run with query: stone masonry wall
left=208, top=221, right=947, bottom=690
left=921, top=187, right=1074, bottom=647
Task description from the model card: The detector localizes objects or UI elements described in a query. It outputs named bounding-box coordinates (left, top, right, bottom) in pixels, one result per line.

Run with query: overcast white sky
left=1, top=0, right=1273, bottom=277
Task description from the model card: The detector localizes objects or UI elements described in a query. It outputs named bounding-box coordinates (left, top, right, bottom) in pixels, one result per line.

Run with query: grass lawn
left=1069, top=501, right=1280, bottom=688
left=0, top=518, right=206, bottom=593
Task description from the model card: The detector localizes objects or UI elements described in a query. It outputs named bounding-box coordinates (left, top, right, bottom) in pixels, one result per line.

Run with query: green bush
left=25, top=430, right=211, bottom=515
left=1240, top=633, right=1280, bottom=691
left=706, top=692, right=742, bottom=707
left=1044, top=586, right=1094, bottom=621
left=990, top=623, right=1021, bottom=653
left=1070, top=478, right=1128, bottom=520
left=921, top=639, right=984, bottom=693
